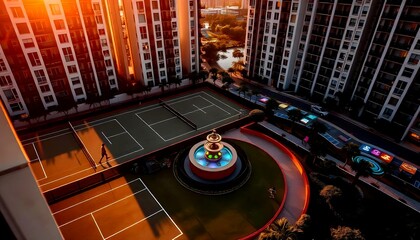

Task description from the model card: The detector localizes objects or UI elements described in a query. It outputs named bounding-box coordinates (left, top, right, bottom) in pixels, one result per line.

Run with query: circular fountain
left=173, top=129, right=251, bottom=195
left=189, top=130, right=238, bottom=180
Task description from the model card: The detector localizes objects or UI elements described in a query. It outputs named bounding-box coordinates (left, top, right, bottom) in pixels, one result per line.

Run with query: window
left=155, top=25, right=161, bottom=39
left=4, top=89, right=18, bottom=101
left=101, top=39, right=107, bottom=47
left=105, top=59, right=112, bottom=67
left=158, top=51, right=164, bottom=61
left=292, top=3, right=298, bottom=11
left=98, top=29, right=105, bottom=35
left=50, top=4, right=60, bottom=15
left=68, top=65, right=77, bottom=73
left=10, top=103, right=24, bottom=112
left=136, top=1, right=144, bottom=12
left=22, top=38, right=35, bottom=48
left=34, top=70, right=47, bottom=84
left=267, top=11, right=271, bottom=19
left=71, top=77, right=80, bottom=84
left=16, top=23, right=29, bottom=34
left=408, top=54, right=420, bottom=65
left=349, top=18, right=356, bottom=27
left=415, top=40, right=420, bottom=50
left=152, top=1, right=158, bottom=9
left=138, top=14, right=146, bottom=23
left=383, top=108, right=393, bottom=118
left=145, top=62, right=151, bottom=69
left=0, top=76, right=12, bottom=87
left=144, top=53, right=151, bottom=60
left=274, top=12, right=279, bottom=20
left=140, top=27, right=147, bottom=39
left=11, top=7, right=24, bottom=18
left=103, top=50, right=110, bottom=57
left=62, top=47, right=74, bottom=62
left=272, top=23, right=277, bottom=35
left=107, top=70, right=114, bottom=76
left=93, top=3, right=100, bottom=11
left=160, top=71, right=165, bottom=77
left=352, top=6, right=360, bottom=15
left=95, top=16, right=103, bottom=24
left=75, top=88, right=84, bottom=95
left=393, top=80, right=407, bottom=96
left=58, top=34, right=69, bottom=43
left=0, top=59, right=7, bottom=71
left=147, top=72, right=152, bottom=78
left=54, top=20, right=65, bottom=30
left=174, top=49, right=179, bottom=57
left=402, top=68, right=414, bottom=78
left=44, top=95, right=54, bottom=103
left=153, top=13, right=160, bottom=21
left=40, top=85, right=50, bottom=93
left=157, top=40, right=162, bottom=48
left=28, top=52, right=41, bottom=66
left=388, top=97, right=398, bottom=106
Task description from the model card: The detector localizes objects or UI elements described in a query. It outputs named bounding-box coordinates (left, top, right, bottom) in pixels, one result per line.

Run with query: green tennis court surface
left=20, top=89, right=249, bottom=192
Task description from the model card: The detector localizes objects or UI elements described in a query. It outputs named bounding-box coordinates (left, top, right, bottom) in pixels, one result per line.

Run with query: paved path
left=224, top=125, right=309, bottom=223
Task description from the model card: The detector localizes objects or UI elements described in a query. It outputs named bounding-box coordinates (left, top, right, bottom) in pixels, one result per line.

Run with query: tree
left=350, top=159, right=372, bottom=186
left=198, top=70, right=209, bottom=82
left=209, top=67, right=219, bottom=77
left=202, top=43, right=219, bottom=62
left=320, top=185, right=343, bottom=211
left=258, top=218, right=301, bottom=240
left=211, top=74, right=218, bottom=85
left=227, top=67, right=235, bottom=76
left=249, top=109, right=265, bottom=122
left=265, top=98, right=278, bottom=116
left=330, top=226, right=365, bottom=240
left=222, top=75, right=234, bottom=87
left=232, top=60, right=245, bottom=74
left=341, top=142, right=360, bottom=168
left=189, top=72, right=199, bottom=85
left=287, top=108, right=303, bottom=132
left=295, top=214, right=312, bottom=239
left=232, top=48, right=244, bottom=59
left=308, top=138, right=327, bottom=165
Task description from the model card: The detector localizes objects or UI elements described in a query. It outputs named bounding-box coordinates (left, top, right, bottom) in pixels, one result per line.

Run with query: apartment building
left=0, top=0, right=200, bottom=121
left=244, top=0, right=419, bottom=140
left=0, top=0, right=116, bottom=120
left=351, top=0, right=420, bottom=138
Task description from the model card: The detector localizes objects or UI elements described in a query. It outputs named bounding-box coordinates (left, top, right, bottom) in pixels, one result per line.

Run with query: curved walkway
left=223, top=125, right=310, bottom=224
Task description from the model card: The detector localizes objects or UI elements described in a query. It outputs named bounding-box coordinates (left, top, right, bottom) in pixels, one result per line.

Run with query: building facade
left=244, top=0, right=419, bottom=140
left=0, top=0, right=200, bottom=120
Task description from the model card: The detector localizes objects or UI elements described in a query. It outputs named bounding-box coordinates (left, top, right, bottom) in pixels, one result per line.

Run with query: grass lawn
left=141, top=140, right=285, bottom=240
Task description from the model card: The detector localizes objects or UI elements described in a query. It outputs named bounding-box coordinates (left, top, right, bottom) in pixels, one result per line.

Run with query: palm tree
left=330, top=226, right=365, bottom=240
left=258, top=218, right=301, bottom=240
left=308, top=139, right=327, bottom=165
left=350, top=159, right=372, bottom=186
left=287, top=108, right=303, bottom=133
left=232, top=60, right=245, bottom=74
left=249, top=109, right=265, bottom=122
left=221, top=75, right=234, bottom=89
left=232, top=48, right=244, bottom=59
left=320, top=185, right=343, bottom=211
left=341, top=142, right=360, bottom=168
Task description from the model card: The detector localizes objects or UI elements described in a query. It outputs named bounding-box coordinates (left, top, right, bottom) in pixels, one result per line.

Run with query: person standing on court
left=99, top=143, right=109, bottom=164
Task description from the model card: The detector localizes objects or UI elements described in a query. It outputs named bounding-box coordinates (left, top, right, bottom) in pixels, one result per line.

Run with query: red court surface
left=50, top=177, right=182, bottom=240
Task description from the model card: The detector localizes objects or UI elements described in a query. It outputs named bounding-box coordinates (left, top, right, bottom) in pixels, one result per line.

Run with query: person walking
left=99, top=143, right=109, bottom=164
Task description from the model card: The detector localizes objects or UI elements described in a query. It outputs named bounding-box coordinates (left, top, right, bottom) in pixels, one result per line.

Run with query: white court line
left=199, top=94, right=231, bottom=115
left=107, top=132, right=127, bottom=138
left=113, top=119, right=143, bottom=150
left=23, top=131, right=73, bottom=146
left=75, top=118, right=119, bottom=131
left=91, top=213, right=105, bottom=240
left=32, top=142, right=47, bottom=180
left=104, top=210, right=164, bottom=240
left=102, top=132, right=112, bottom=144
left=193, top=104, right=206, bottom=114
left=138, top=178, right=183, bottom=239
left=58, top=189, right=147, bottom=227
left=53, top=178, right=142, bottom=215
left=20, top=128, right=70, bottom=143
left=136, top=114, right=167, bottom=141
left=201, top=91, right=240, bottom=113
left=149, top=116, right=178, bottom=126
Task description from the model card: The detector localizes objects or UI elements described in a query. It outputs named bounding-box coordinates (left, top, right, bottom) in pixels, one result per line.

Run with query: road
left=233, top=77, right=420, bottom=166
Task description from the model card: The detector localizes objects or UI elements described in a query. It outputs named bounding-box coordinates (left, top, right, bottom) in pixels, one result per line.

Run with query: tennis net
left=68, top=121, right=97, bottom=169
left=159, top=99, right=197, bottom=130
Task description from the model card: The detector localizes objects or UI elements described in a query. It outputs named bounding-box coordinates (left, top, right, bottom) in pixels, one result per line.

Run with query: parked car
left=310, top=105, right=329, bottom=117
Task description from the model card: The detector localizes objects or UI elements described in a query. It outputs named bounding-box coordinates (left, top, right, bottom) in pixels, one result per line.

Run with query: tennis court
left=51, top=177, right=182, bottom=240
left=20, top=90, right=248, bottom=192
